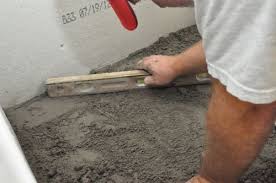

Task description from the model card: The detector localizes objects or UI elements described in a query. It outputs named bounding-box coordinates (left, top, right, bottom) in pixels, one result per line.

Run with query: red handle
left=108, top=0, right=138, bottom=31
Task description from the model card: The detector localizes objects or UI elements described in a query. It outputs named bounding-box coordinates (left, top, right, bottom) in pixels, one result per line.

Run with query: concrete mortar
left=6, top=25, right=276, bottom=183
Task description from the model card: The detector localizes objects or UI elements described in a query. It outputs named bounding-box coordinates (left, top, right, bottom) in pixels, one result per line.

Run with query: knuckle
left=143, top=59, right=153, bottom=66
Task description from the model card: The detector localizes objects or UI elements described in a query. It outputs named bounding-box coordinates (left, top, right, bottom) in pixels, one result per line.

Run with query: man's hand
left=136, top=41, right=208, bottom=86
left=129, top=0, right=194, bottom=7
left=136, top=55, right=181, bottom=86
left=128, top=0, right=140, bottom=5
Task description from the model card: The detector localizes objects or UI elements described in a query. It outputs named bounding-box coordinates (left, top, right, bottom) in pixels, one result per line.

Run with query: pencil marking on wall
left=61, top=0, right=111, bottom=25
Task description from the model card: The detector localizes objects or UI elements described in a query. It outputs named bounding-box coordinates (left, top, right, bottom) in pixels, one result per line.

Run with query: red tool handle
left=108, top=0, right=138, bottom=31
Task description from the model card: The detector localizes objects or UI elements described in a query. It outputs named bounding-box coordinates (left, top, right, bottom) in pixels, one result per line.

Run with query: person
left=129, top=0, right=276, bottom=182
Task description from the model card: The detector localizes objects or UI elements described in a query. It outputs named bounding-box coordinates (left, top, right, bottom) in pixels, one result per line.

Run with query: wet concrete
left=6, top=25, right=276, bottom=183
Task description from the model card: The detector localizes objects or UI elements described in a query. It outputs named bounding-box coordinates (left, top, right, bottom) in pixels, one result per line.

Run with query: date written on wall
left=62, top=0, right=111, bottom=25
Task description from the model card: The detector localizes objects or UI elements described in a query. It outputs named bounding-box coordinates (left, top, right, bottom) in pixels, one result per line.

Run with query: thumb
left=144, top=76, right=156, bottom=86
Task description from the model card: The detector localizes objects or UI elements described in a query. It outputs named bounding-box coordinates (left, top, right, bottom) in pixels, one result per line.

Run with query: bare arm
left=129, top=0, right=194, bottom=7
left=173, top=41, right=207, bottom=77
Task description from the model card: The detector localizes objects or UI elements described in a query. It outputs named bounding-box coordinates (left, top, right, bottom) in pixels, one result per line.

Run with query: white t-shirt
left=194, top=0, right=276, bottom=104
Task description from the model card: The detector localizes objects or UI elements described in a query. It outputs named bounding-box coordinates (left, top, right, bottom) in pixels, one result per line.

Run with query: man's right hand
left=136, top=55, right=181, bottom=86
left=136, top=41, right=207, bottom=86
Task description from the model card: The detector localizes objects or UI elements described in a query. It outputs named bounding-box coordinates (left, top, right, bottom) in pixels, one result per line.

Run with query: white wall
left=0, top=0, right=195, bottom=108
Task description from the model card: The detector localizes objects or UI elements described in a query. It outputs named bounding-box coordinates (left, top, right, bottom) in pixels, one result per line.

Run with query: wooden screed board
left=46, top=70, right=210, bottom=97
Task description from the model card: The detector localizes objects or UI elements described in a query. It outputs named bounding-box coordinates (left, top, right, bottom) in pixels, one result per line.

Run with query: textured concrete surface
left=6, top=26, right=276, bottom=183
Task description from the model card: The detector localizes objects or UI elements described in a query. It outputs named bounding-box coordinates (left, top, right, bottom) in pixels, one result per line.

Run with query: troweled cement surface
left=6, top=26, right=276, bottom=183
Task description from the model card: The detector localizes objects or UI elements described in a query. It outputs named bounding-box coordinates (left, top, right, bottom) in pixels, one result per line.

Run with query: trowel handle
left=108, top=0, right=138, bottom=31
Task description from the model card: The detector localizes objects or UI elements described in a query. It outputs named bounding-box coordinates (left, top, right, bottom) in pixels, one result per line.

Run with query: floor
left=6, top=26, right=276, bottom=183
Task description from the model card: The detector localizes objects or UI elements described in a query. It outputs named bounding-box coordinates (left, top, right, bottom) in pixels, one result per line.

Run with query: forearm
left=129, top=0, right=194, bottom=7
left=152, top=0, right=194, bottom=7
left=173, top=41, right=207, bottom=76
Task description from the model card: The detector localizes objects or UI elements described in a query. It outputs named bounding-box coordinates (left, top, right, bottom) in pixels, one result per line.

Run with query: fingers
left=128, top=0, right=141, bottom=5
left=151, top=0, right=193, bottom=7
left=136, top=60, right=143, bottom=70
left=136, top=59, right=149, bottom=70
left=136, top=55, right=159, bottom=72
left=136, top=58, right=154, bottom=74
left=144, top=76, right=156, bottom=86
left=152, top=0, right=167, bottom=7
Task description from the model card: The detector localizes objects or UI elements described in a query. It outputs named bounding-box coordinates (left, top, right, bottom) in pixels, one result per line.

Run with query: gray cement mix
left=6, top=26, right=276, bottom=183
